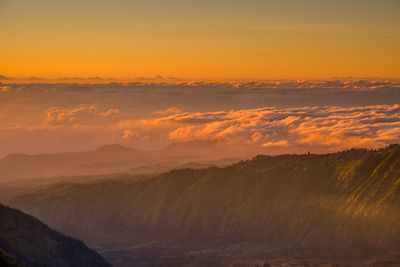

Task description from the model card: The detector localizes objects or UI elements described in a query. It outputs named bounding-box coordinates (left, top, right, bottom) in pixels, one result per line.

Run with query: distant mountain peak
left=1, top=153, right=29, bottom=161
left=95, top=144, right=133, bottom=153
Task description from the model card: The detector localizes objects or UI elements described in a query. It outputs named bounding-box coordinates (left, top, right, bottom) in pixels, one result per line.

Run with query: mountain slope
left=0, top=141, right=245, bottom=181
left=0, top=204, right=111, bottom=267
left=0, top=249, right=20, bottom=267
left=7, top=145, right=400, bottom=266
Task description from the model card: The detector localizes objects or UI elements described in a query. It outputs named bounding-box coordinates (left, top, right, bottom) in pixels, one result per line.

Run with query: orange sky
left=1, top=0, right=400, bottom=79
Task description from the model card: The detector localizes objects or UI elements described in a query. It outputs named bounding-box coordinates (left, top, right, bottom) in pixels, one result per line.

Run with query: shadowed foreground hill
left=0, top=204, right=111, bottom=267
left=0, top=249, right=20, bottom=267
left=8, top=145, right=400, bottom=266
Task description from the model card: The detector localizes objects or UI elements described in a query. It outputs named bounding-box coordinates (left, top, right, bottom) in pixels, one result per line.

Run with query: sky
left=1, top=0, right=400, bottom=79
left=0, top=1, right=400, bottom=157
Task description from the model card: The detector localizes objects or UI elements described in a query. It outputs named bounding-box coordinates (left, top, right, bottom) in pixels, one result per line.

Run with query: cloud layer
left=0, top=80, right=399, bottom=156
left=147, top=105, right=400, bottom=151
left=1, top=103, right=400, bottom=156
left=46, top=105, right=120, bottom=126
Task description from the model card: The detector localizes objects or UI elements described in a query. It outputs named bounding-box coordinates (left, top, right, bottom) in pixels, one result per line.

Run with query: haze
left=2, top=1, right=400, bottom=267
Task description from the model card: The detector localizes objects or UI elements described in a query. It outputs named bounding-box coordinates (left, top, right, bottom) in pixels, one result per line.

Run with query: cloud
left=152, top=107, right=182, bottom=116
left=0, top=86, right=10, bottom=92
left=122, top=129, right=135, bottom=139
left=150, top=104, right=400, bottom=151
left=104, top=109, right=120, bottom=116
left=122, top=129, right=149, bottom=140
left=262, top=140, right=289, bottom=148
left=1, top=80, right=400, bottom=156
left=46, top=105, right=120, bottom=126
left=1, top=103, right=400, bottom=157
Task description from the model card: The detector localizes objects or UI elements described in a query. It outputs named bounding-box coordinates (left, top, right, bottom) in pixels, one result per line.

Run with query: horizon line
left=1, top=75, right=400, bottom=84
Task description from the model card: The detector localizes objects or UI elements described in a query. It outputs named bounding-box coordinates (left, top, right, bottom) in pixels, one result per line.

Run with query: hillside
left=7, top=145, right=400, bottom=266
left=0, top=249, right=20, bottom=267
left=0, top=141, right=243, bottom=181
left=0, top=204, right=111, bottom=267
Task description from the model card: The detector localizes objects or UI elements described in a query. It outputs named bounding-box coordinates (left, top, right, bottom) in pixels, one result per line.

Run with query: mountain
left=0, top=203, right=111, bottom=267
left=6, top=145, right=400, bottom=266
left=94, top=144, right=135, bottom=153
left=0, top=249, right=20, bottom=267
left=0, top=141, right=245, bottom=181
left=0, top=144, right=142, bottom=181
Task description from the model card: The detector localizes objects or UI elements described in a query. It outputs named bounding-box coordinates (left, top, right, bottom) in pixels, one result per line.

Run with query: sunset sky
left=1, top=1, right=400, bottom=157
left=1, top=0, right=400, bottom=79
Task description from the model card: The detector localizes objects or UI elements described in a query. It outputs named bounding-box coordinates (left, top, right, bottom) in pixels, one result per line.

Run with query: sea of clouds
left=1, top=79, right=399, bottom=156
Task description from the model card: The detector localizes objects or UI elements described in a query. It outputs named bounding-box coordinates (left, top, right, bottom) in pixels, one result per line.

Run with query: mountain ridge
left=0, top=140, right=248, bottom=181
left=94, top=144, right=135, bottom=153
left=0, top=203, right=111, bottom=267
left=0, top=249, right=20, bottom=267
left=7, top=145, right=400, bottom=266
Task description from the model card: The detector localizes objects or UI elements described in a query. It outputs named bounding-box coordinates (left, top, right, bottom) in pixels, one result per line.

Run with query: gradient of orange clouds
left=28, top=104, right=400, bottom=153
left=1, top=78, right=400, bottom=156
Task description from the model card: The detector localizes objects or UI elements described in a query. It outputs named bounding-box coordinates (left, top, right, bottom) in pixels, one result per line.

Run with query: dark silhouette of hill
left=0, top=249, right=21, bottom=267
left=7, top=145, right=400, bottom=266
left=0, top=204, right=111, bottom=267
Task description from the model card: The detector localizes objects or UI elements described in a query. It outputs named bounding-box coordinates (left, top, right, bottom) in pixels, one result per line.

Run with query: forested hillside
left=8, top=145, right=400, bottom=266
